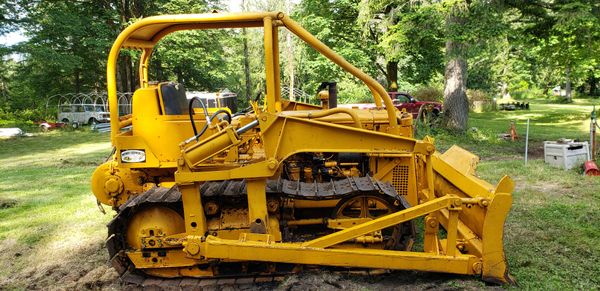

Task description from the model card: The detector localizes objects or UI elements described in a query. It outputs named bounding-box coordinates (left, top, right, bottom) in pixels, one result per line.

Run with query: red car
left=390, top=92, right=442, bottom=120
left=340, top=92, right=443, bottom=120
left=37, top=121, right=66, bottom=131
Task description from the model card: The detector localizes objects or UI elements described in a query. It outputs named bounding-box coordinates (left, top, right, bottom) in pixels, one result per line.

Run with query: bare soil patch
left=276, top=270, right=493, bottom=291
left=0, top=240, right=120, bottom=290
left=0, top=198, right=18, bottom=209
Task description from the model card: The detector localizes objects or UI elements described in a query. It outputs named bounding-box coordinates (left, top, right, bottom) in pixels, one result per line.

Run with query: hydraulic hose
left=188, top=97, right=210, bottom=138
left=187, top=97, right=234, bottom=143
left=210, top=109, right=232, bottom=123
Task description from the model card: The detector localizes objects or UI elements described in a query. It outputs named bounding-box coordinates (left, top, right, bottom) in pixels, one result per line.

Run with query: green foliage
left=0, top=0, right=599, bottom=126
left=466, top=89, right=490, bottom=102
left=337, top=79, right=373, bottom=104
left=357, top=1, right=445, bottom=88
left=389, top=5, right=445, bottom=85
left=412, top=86, right=442, bottom=102
left=4, top=1, right=116, bottom=109
left=152, top=30, right=236, bottom=91
left=292, top=0, right=377, bottom=98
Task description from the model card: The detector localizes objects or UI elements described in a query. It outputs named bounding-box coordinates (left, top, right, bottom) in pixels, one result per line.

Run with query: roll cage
left=106, top=11, right=399, bottom=142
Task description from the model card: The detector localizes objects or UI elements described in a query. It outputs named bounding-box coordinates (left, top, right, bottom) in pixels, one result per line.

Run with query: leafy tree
left=1, top=0, right=598, bottom=123
left=546, top=1, right=599, bottom=101
left=293, top=0, right=379, bottom=102
left=504, top=0, right=600, bottom=100
left=359, top=0, right=506, bottom=132
left=0, top=0, right=28, bottom=34
left=358, top=2, right=444, bottom=91
left=8, top=1, right=115, bottom=108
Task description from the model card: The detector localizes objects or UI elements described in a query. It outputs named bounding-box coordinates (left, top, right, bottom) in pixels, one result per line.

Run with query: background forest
left=0, top=0, right=599, bottom=132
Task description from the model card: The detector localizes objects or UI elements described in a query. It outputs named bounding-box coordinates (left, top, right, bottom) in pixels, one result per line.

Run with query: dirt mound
left=278, top=272, right=365, bottom=291
left=0, top=238, right=491, bottom=290
left=0, top=241, right=120, bottom=290
left=275, top=271, right=489, bottom=291
left=75, top=265, right=120, bottom=290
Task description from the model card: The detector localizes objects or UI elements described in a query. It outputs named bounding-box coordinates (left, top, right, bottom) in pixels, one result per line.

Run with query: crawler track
left=107, top=178, right=413, bottom=289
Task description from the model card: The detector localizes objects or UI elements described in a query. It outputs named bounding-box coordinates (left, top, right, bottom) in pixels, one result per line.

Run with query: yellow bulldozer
left=91, top=12, right=515, bottom=287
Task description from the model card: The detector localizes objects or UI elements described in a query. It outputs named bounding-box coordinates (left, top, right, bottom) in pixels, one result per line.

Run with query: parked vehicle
left=187, top=90, right=238, bottom=113
left=57, top=104, right=110, bottom=126
left=389, top=92, right=442, bottom=119
left=36, top=121, right=66, bottom=131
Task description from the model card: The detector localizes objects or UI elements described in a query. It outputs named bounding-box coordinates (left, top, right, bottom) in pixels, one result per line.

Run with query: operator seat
left=159, top=82, right=188, bottom=115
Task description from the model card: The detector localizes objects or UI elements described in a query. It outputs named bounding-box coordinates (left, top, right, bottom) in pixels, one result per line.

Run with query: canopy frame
left=106, top=12, right=397, bottom=142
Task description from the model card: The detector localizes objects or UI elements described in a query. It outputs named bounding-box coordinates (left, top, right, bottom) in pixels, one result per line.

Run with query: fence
left=45, top=92, right=133, bottom=115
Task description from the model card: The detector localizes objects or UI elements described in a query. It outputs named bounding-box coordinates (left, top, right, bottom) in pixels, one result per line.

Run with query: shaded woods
left=0, top=0, right=599, bottom=131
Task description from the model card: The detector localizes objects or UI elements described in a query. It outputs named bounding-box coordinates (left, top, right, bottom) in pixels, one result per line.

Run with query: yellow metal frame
left=100, top=11, right=515, bottom=285
left=106, top=12, right=399, bottom=144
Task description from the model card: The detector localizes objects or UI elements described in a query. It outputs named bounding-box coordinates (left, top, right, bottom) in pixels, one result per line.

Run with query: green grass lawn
left=0, top=99, right=599, bottom=289
left=430, top=98, right=600, bottom=289
left=0, top=130, right=117, bottom=289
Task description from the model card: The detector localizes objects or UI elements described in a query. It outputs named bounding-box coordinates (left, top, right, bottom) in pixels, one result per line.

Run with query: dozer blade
left=432, top=145, right=516, bottom=285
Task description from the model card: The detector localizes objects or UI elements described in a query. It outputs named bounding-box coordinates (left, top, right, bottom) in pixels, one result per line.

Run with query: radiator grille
left=392, top=165, right=409, bottom=195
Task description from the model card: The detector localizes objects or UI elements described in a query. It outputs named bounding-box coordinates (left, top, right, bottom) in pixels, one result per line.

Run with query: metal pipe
left=525, top=119, right=530, bottom=165
left=236, top=119, right=259, bottom=135
left=286, top=107, right=362, bottom=128
left=286, top=218, right=326, bottom=226
left=425, top=154, right=435, bottom=201
left=138, top=48, right=152, bottom=88
left=273, top=26, right=282, bottom=111
left=122, top=39, right=154, bottom=49
left=280, top=15, right=399, bottom=129
left=150, top=22, right=264, bottom=43
left=119, top=119, right=132, bottom=129
left=188, top=97, right=210, bottom=139
left=328, top=82, right=337, bottom=109
left=107, top=11, right=401, bottom=142
left=591, top=106, right=597, bottom=161
left=263, top=17, right=276, bottom=113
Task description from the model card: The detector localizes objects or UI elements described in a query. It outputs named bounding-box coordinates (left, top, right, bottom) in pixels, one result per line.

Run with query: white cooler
left=544, top=141, right=590, bottom=170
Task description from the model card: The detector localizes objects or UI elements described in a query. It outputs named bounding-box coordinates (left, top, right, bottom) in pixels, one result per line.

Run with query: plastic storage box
left=544, top=141, right=590, bottom=170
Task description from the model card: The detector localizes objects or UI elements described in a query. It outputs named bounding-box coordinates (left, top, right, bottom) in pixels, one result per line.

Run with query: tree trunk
left=589, top=75, right=597, bottom=96
left=242, top=27, right=252, bottom=101
left=499, top=35, right=510, bottom=99
left=500, top=82, right=509, bottom=99
left=565, top=64, right=572, bottom=102
left=123, top=55, right=133, bottom=92
left=286, top=30, right=295, bottom=101
left=130, top=57, right=137, bottom=91
left=176, top=68, right=184, bottom=84
left=442, top=40, right=469, bottom=132
left=285, top=0, right=295, bottom=101
left=386, top=61, right=398, bottom=92
left=116, top=62, right=124, bottom=93
left=74, top=69, right=81, bottom=94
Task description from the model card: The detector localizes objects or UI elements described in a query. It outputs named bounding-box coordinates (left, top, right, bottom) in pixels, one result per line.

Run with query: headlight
left=121, top=150, right=146, bottom=163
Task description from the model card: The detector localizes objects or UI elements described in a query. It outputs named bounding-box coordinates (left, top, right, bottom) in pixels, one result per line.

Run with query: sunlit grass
left=0, top=131, right=114, bottom=289
left=427, top=99, right=597, bottom=162
left=412, top=98, right=600, bottom=289
left=477, top=160, right=600, bottom=289
left=0, top=99, right=599, bottom=289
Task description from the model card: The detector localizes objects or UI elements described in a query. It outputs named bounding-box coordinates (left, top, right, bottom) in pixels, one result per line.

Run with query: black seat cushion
left=159, top=82, right=187, bottom=115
